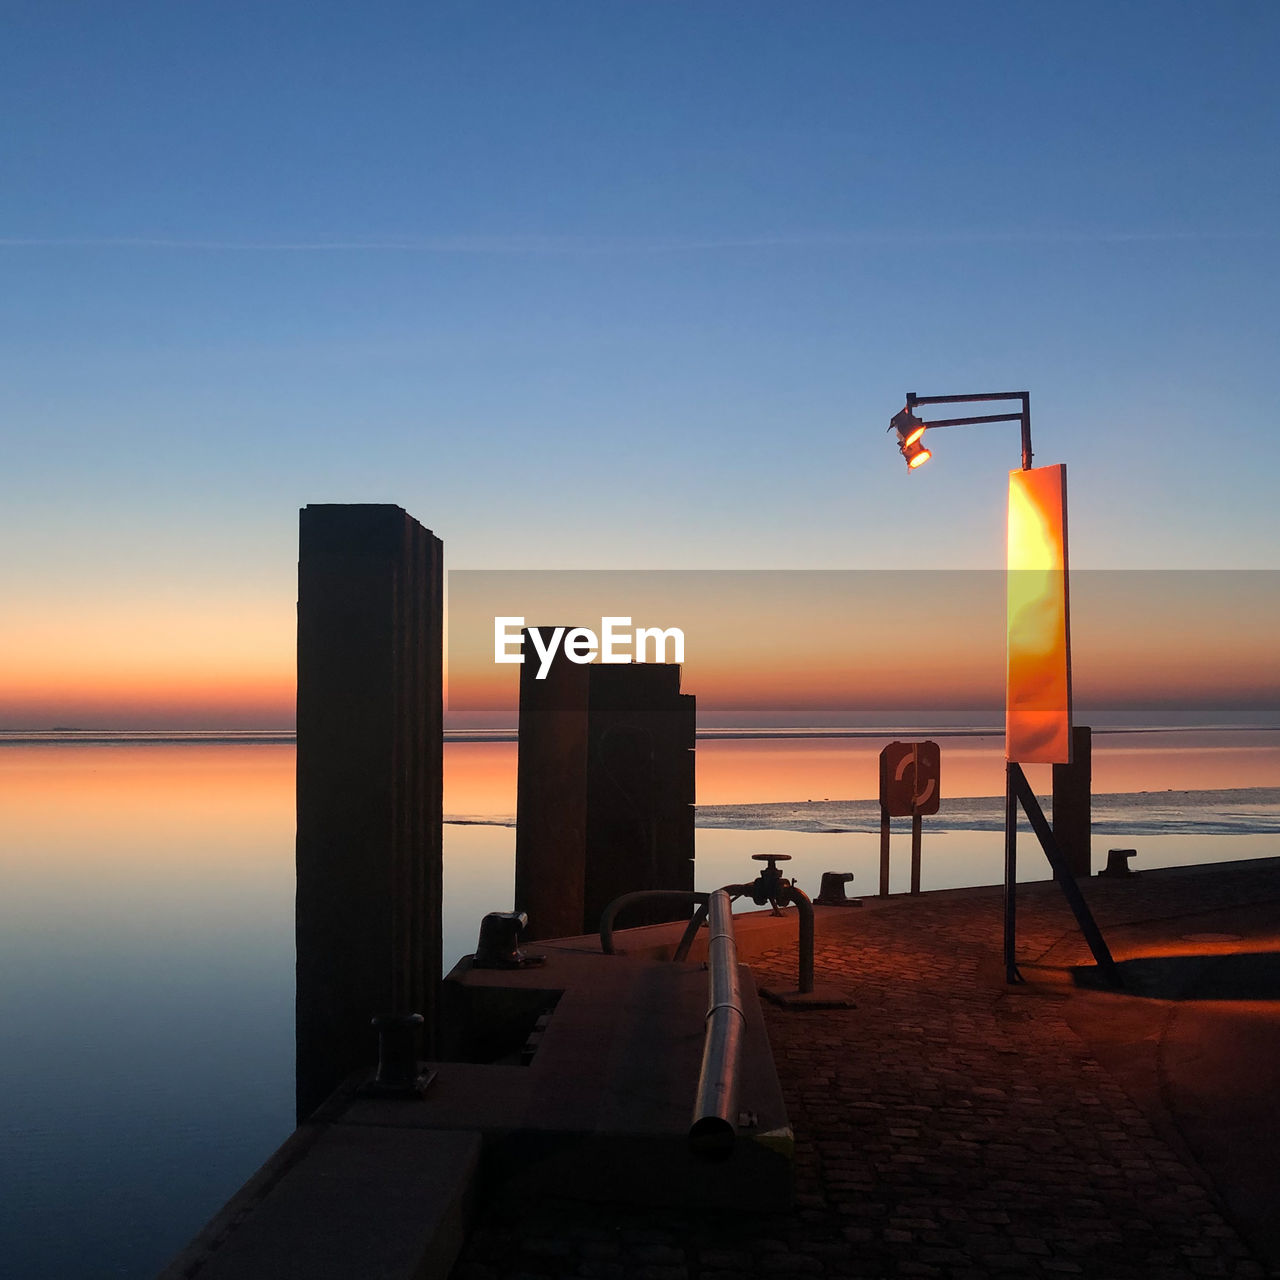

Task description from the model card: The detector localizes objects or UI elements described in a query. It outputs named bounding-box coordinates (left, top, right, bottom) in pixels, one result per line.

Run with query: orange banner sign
left=1006, top=464, right=1073, bottom=764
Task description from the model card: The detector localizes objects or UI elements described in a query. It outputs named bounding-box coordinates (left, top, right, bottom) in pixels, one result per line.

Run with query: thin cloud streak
left=0, top=229, right=1272, bottom=255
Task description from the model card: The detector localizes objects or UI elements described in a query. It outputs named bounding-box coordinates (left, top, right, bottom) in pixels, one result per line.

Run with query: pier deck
left=452, top=856, right=1280, bottom=1280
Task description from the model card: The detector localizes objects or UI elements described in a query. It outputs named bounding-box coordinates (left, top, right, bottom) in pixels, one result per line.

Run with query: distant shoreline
left=3, top=723, right=1279, bottom=746
left=447, top=786, right=1280, bottom=836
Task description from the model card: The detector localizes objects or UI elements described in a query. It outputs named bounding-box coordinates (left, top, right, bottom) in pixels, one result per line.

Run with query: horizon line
left=3, top=721, right=1278, bottom=745
left=0, top=228, right=1273, bottom=255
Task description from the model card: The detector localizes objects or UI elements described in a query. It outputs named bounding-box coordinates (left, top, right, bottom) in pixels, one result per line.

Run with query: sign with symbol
left=879, top=740, right=941, bottom=817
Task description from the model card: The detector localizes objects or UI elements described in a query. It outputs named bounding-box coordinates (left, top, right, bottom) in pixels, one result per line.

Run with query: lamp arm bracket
left=903, top=391, right=1032, bottom=470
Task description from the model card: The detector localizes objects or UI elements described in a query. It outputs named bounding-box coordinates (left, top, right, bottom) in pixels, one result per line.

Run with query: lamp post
left=886, top=391, right=1119, bottom=987
left=891, top=390, right=1032, bottom=471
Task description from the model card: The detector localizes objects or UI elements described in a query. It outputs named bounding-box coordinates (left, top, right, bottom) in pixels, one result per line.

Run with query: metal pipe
left=673, top=899, right=710, bottom=963
left=689, top=889, right=744, bottom=1160
left=909, top=412, right=1024, bottom=429
left=791, top=886, right=815, bottom=994
left=721, top=875, right=814, bottom=994
left=908, top=390, right=1027, bottom=405
left=599, top=889, right=708, bottom=956
left=1020, top=391, right=1033, bottom=470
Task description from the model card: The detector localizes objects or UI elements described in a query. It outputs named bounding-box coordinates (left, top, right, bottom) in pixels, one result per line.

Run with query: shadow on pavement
left=1072, top=949, right=1280, bottom=999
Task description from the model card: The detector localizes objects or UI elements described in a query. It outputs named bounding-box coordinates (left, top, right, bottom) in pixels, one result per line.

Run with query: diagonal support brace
left=1007, top=763, right=1122, bottom=987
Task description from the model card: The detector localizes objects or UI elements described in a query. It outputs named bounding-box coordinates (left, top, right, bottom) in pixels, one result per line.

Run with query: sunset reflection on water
left=0, top=731, right=1276, bottom=1280
left=444, top=730, right=1280, bottom=817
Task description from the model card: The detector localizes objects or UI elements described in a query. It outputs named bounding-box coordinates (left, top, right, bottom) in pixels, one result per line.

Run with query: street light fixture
left=890, top=390, right=1033, bottom=471
left=885, top=389, right=1119, bottom=987
left=889, top=408, right=930, bottom=469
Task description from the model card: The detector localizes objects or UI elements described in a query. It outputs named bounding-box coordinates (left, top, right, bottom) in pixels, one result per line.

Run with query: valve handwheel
left=750, top=853, right=792, bottom=914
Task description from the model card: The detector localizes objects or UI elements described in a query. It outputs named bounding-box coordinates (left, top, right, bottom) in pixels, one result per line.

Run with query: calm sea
left=1, top=728, right=1277, bottom=1278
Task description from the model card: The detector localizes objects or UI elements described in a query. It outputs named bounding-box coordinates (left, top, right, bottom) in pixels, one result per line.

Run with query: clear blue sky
left=2, top=1, right=1279, bottom=721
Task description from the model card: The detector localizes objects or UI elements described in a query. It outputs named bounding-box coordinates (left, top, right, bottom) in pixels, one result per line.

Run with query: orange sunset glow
left=2, top=571, right=1276, bottom=731
left=0, top=744, right=296, bottom=894
left=446, top=571, right=1279, bottom=732
left=0, top=593, right=294, bottom=728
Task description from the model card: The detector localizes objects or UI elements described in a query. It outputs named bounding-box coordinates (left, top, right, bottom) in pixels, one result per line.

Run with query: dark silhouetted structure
left=295, top=504, right=443, bottom=1122
left=515, top=632, right=694, bottom=941
left=1053, top=724, right=1093, bottom=877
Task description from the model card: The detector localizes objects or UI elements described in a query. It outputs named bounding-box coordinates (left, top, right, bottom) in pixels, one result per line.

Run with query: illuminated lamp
left=905, top=439, right=931, bottom=469
left=889, top=408, right=930, bottom=470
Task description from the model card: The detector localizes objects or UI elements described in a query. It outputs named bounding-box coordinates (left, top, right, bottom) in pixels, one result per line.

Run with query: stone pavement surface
left=450, top=858, right=1280, bottom=1280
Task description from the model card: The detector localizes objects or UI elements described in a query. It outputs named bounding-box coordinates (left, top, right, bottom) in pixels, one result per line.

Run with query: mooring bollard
left=474, top=910, right=546, bottom=969
left=371, top=1013, right=424, bottom=1093
left=815, top=871, right=860, bottom=906
left=1100, top=848, right=1138, bottom=877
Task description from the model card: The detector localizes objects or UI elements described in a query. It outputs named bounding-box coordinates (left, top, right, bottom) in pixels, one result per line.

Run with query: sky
left=445, top=571, right=1280, bottom=731
left=3, top=1, right=1279, bottom=728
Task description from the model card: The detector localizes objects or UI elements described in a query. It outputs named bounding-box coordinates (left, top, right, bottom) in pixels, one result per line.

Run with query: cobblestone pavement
left=451, top=860, right=1280, bottom=1280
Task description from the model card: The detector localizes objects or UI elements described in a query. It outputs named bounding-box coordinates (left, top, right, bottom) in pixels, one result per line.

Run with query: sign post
left=883, top=389, right=1119, bottom=986
left=1004, top=465, right=1118, bottom=985
left=878, top=740, right=940, bottom=895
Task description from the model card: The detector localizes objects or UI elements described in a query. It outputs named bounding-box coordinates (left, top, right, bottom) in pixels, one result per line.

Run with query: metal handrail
left=689, top=889, right=744, bottom=1159
left=600, top=869, right=815, bottom=1159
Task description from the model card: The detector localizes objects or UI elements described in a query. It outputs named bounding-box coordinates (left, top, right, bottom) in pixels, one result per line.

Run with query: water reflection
left=0, top=744, right=295, bottom=1280
left=1, top=731, right=1276, bottom=1278
left=444, top=730, right=1280, bottom=817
